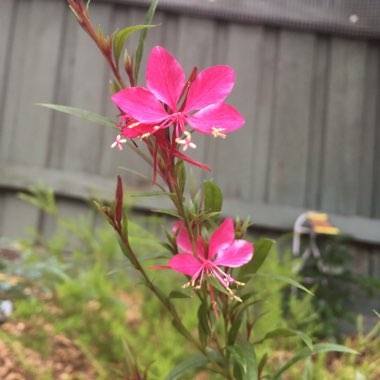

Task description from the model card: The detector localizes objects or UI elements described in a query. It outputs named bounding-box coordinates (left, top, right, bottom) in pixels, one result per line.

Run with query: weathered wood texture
left=103, top=0, right=380, bottom=39
left=0, top=0, right=379, bottom=255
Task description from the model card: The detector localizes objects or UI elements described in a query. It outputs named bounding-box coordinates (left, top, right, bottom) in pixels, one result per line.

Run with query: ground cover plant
left=3, top=0, right=372, bottom=378
left=0, top=203, right=378, bottom=379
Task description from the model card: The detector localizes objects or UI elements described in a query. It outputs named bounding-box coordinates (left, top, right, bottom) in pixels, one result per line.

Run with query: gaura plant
left=39, top=0, right=357, bottom=378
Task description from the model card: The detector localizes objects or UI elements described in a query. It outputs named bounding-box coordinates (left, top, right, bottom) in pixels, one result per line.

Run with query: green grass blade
left=273, top=343, right=358, bottom=379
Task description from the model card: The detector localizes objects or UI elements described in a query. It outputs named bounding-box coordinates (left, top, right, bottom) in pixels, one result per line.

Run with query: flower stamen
left=140, top=133, right=151, bottom=139
left=211, top=127, right=227, bottom=139
left=128, top=121, right=141, bottom=129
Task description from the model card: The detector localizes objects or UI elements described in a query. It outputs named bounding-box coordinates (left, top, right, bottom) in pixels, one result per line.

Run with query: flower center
left=181, top=260, right=243, bottom=302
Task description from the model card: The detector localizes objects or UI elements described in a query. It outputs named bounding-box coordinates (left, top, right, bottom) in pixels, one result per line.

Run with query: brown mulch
left=0, top=321, right=96, bottom=380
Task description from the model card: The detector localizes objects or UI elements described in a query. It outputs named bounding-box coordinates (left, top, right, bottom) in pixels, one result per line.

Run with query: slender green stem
left=116, top=226, right=202, bottom=350
left=68, top=1, right=127, bottom=88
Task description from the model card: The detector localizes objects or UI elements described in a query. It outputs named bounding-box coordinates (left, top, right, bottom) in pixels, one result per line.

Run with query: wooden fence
left=0, top=0, right=379, bottom=282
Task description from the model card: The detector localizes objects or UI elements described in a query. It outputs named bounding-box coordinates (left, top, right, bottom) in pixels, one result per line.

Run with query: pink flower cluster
left=167, top=218, right=253, bottom=298
left=111, top=46, right=245, bottom=156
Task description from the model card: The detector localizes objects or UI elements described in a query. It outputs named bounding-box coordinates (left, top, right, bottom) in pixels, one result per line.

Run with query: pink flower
left=175, top=131, right=196, bottom=151
left=168, top=218, right=253, bottom=299
left=116, top=114, right=157, bottom=139
left=111, top=134, right=127, bottom=150
left=112, top=46, right=245, bottom=141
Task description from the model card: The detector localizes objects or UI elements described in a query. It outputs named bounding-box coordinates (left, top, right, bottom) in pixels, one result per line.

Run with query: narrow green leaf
left=110, top=79, right=122, bottom=94
left=273, top=343, right=358, bottom=379
left=175, top=160, right=186, bottom=195
left=117, top=237, right=136, bottom=268
left=121, top=214, right=128, bottom=238
left=151, top=209, right=180, bottom=218
left=228, top=314, right=243, bottom=345
left=238, top=291, right=259, bottom=303
left=294, top=331, right=313, bottom=352
left=374, top=309, right=380, bottom=319
left=140, top=253, right=171, bottom=262
left=113, top=24, right=156, bottom=68
left=197, top=211, right=221, bottom=224
left=257, top=353, right=268, bottom=376
left=206, top=348, right=224, bottom=367
left=118, top=166, right=148, bottom=181
left=169, top=290, right=191, bottom=299
left=159, top=242, right=176, bottom=255
left=255, top=328, right=313, bottom=351
left=238, top=239, right=275, bottom=280
left=170, top=318, right=188, bottom=341
left=253, top=272, right=314, bottom=296
left=233, top=299, right=261, bottom=320
left=97, top=23, right=104, bottom=40
left=204, top=180, right=223, bottom=214
left=228, top=341, right=258, bottom=380
left=115, top=175, right=123, bottom=227
left=165, top=354, right=208, bottom=380
left=198, top=302, right=210, bottom=347
left=134, top=0, right=159, bottom=83
left=37, top=103, right=116, bottom=129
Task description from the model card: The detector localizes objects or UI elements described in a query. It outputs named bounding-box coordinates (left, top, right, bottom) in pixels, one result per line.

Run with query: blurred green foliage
left=0, top=187, right=377, bottom=379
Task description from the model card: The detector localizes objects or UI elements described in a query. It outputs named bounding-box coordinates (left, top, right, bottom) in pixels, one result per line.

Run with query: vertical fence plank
left=267, top=30, right=315, bottom=207
left=0, top=0, right=65, bottom=239
left=249, top=29, right=278, bottom=204
left=60, top=4, right=113, bottom=174
left=42, top=3, right=114, bottom=241
left=369, top=44, right=380, bottom=219
left=0, top=0, right=17, bottom=235
left=321, top=38, right=367, bottom=215
left=374, top=91, right=380, bottom=218
left=357, top=43, right=379, bottom=218
left=0, top=0, right=15, bottom=132
left=0, top=0, right=65, bottom=166
left=304, top=36, right=329, bottom=210
left=212, top=23, right=263, bottom=200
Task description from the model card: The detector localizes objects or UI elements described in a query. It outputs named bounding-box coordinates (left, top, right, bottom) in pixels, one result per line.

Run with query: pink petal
left=187, top=103, right=245, bottom=134
left=121, top=124, right=157, bottom=138
left=172, top=220, right=182, bottom=235
left=176, top=224, right=206, bottom=259
left=146, top=46, right=186, bottom=111
left=214, top=240, right=254, bottom=268
left=176, top=223, right=193, bottom=254
left=172, top=149, right=211, bottom=172
left=209, top=218, right=235, bottom=259
left=168, top=253, right=202, bottom=276
left=112, top=87, right=169, bottom=123
left=183, top=66, right=235, bottom=112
